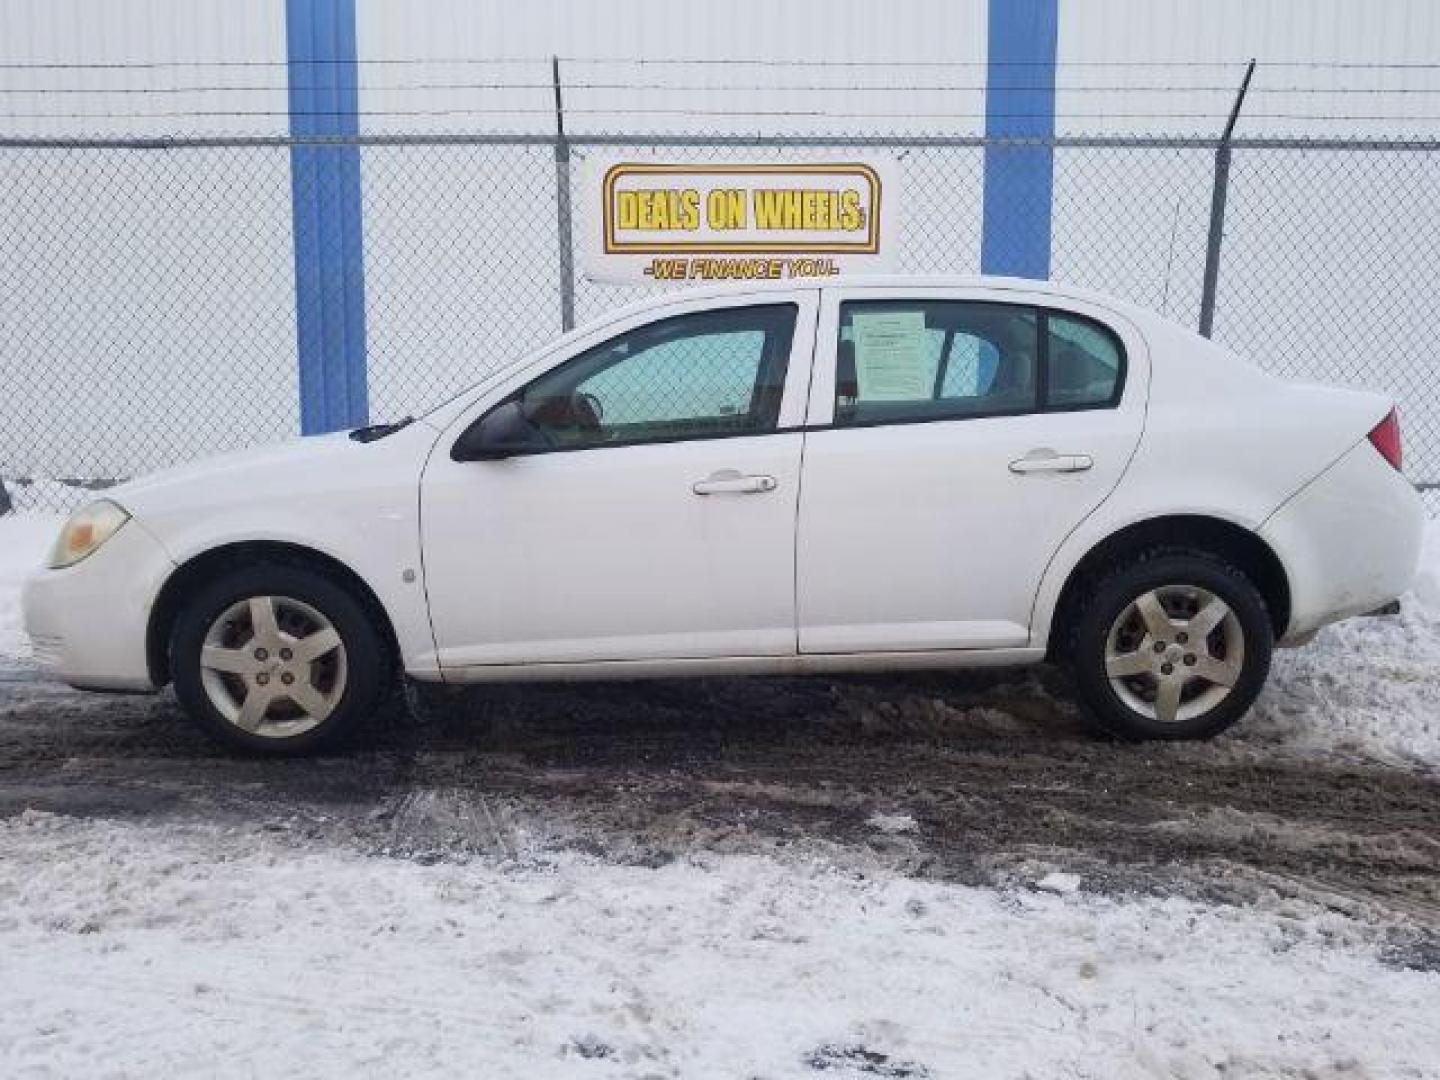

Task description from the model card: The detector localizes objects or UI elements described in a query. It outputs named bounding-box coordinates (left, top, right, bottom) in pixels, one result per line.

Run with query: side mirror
left=452, top=400, right=549, bottom=461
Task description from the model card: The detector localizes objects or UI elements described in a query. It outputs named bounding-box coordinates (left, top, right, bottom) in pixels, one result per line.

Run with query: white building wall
left=1, top=0, right=1438, bottom=493
left=5, top=0, right=1437, bottom=139
left=0, top=0, right=287, bottom=138
left=1, top=0, right=295, bottom=485
left=1059, top=0, right=1440, bottom=138
left=357, top=0, right=988, bottom=136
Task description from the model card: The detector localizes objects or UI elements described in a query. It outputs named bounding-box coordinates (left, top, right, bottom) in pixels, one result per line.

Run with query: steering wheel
left=573, top=392, right=604, bottom=432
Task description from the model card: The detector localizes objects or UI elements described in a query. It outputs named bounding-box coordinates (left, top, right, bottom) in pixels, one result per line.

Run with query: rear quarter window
left=1045, top=313, right=1125, bottom=409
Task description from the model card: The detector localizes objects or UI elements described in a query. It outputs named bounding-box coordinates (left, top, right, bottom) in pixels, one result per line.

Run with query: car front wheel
left=170, top=563, right=390, bottom=754
left=1068, top=549, right=1273, bottom=740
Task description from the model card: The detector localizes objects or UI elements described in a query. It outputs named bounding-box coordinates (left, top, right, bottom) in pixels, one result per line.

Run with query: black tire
left=1067, top=547, right=1273, bottom=741
left=170, top=562, right=391, bottom=755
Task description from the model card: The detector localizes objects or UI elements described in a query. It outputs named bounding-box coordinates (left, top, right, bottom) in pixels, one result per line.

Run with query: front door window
left=515, top=304, right=797, bottom=450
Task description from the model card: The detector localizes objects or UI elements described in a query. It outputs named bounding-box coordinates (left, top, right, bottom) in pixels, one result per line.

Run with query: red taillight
left=1368, top=408, right=1403, bottom=472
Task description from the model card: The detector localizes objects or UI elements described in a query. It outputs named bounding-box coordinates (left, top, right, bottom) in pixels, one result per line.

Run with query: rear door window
left=835, top=301, right=1038, bottom=426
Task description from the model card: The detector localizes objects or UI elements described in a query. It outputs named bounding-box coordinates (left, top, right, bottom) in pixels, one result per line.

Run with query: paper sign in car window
left=852, top=311, right=930, bottom=401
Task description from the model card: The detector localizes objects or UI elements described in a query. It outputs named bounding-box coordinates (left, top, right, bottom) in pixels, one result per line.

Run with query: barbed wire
left=1, top=58, right=1437, bottom=129
left=1, top=56, right=1440, bottom=72
left=3, top=108, right=1435, bottom=123
left=7, top=81, right=1440, bottom=95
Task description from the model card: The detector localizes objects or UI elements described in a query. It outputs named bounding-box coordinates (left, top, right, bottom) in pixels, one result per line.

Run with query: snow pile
left=867, top=811, right=920, bottom=834
left=1, top=812, right=1436, bottom=1078
left=1034, top=871, right=1083, bottom=896
left=0, top=514, right=60, bottom=661
left=1245, top=523, right=1440, bottom=768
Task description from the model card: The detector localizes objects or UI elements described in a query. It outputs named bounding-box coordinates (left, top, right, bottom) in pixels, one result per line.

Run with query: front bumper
left=21, top=517, right=175, bottom=691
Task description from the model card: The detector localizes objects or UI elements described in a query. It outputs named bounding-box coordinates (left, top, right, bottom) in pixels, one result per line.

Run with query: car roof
left=422, top=273, right=1203, bottom=433
left=627, top=273, right=1143, bottom=309
left=582, top=274, right=1162, bottom=336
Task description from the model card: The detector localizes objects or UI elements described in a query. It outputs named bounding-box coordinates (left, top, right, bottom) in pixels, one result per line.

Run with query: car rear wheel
left=1068, top=549, right=1273, bottom=740
left=170, top=563, right=390, bottom=754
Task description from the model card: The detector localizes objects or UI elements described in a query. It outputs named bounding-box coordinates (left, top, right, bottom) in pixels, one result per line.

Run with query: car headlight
left=48, top=499, right=131, bottom=569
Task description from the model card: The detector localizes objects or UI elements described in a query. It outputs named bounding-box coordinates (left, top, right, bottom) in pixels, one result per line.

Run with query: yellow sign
left=582, top=159, right=899, bottom=284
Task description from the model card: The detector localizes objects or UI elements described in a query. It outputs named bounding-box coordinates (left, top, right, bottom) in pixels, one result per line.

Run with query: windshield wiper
left=349, top=416, right=415, bottom=443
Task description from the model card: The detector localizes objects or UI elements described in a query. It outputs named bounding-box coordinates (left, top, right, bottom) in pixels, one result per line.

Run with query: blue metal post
left=980, top=0, right=1059, bottom=279
left=286, top=0, right=367, bottom=433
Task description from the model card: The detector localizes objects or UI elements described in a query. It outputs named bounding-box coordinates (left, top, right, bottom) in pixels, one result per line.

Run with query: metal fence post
left=1198, top=59, right=1255, bottom=339
left=552, top=56, right=576, bottom=332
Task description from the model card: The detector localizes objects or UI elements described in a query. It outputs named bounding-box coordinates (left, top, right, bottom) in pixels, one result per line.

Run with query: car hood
left=104, top=421, right=441, bottom=516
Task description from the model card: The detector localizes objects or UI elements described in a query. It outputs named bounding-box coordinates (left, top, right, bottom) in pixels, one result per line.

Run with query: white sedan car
left=23, top=277, right=1422, bottom=754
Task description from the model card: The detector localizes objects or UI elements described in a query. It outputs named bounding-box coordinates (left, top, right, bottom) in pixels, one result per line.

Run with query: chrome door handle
left=692, top=469, right=778, bottom=495
left=1009, top=451, right=1094, bottom=474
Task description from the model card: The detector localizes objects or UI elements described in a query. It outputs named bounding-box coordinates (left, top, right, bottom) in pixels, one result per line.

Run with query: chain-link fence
left=2, top=132, right=1437, bottom=512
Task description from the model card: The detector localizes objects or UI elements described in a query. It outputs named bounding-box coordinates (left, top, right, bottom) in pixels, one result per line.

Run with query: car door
left=797, top=284, right=1148, bottom=654
left=421, top=290, right=818, bottom=671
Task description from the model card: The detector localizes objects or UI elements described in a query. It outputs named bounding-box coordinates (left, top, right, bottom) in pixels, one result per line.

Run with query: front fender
left=122, top=422, right=442, bottom=677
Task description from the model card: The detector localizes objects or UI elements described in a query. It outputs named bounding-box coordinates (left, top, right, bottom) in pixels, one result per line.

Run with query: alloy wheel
left=198, top=595, right=348, bottom=738
left=1103, top=585, right=1245, bottom=725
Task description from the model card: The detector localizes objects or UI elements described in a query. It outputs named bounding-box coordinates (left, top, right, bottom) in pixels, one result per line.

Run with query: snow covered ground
left=3, top=811, right=1438, bottom=1079
left=0, top=512, right=58, bottom=661
left=2, top=511, right=1439, bottom=1078
left=1243, top=522, right=1440, bottom=770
